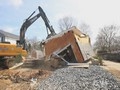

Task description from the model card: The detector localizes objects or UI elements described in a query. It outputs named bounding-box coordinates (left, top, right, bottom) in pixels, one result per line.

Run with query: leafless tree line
left=58, top=16, right=120, bottom=53
left=58, top=16, right=91, bottom=36
left=94, top=25, right=120, bottom=53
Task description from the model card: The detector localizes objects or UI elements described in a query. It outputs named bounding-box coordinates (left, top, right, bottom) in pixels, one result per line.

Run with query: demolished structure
left=43, top=27, right=94, bottom=63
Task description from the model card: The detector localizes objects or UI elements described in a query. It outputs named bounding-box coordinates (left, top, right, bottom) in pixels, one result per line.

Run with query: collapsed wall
left=43, top=27, right=94, bottom=63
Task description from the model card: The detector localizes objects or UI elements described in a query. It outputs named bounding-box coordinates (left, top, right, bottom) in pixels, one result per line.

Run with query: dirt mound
left=0, top=69, right=52, bottom=90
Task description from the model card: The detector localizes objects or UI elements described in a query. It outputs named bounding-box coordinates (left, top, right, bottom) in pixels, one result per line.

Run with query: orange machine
left=0, top=43, right=27, bottom=69
left=0, top=43, right=27, bottom=57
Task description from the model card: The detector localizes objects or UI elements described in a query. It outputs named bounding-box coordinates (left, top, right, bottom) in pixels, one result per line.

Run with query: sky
left=0, top=0, right=120, bottom=44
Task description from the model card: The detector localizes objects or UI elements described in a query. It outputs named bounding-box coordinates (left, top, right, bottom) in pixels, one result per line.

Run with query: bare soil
left=0, top=68, right=52, bottom=90
left=0, top=57, right=65, bottom=90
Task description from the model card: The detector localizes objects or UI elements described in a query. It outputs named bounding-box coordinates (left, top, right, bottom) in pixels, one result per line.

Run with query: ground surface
left=0, top=59, right=120, bottom=90
left=37, top=66, right=120, bottom=90
left=101, top=60, right=120, bottom=80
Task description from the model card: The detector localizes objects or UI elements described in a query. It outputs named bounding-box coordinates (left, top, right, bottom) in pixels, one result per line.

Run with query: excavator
left=0, top=6, right=56, bottom=69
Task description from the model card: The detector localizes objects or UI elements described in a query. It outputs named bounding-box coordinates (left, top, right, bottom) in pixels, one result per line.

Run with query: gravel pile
left=36, top=65, right=120, bottom=90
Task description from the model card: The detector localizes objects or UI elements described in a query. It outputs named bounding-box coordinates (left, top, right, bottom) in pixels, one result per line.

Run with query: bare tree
left=112, top=36, right=120, bottom=52
left=94, top=33, right=107, bottom=51
left=94, top=25, right=119, bottom=53
left=58, top=16, right=77, bottom=31
left=79, top=22, right=92, bottom=37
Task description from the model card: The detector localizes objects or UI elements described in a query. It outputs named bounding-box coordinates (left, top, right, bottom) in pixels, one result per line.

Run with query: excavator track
left=0, top=57, right=9, bottom=69
left=0, top=56, right=22, bottom=70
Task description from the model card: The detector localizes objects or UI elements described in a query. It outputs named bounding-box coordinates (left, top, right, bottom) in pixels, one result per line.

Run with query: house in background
left=0, top=30, right=19, bottom=44
left=43, top=27, right=95, bottom=63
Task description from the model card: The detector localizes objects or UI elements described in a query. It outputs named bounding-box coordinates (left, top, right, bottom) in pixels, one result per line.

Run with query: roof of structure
left=0, top=30, right=19, bottom=39
left=43, top=26, right=88, bottom=43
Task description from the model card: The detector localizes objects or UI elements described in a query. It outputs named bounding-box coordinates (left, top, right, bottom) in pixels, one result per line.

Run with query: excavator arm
left=38, top=6, right=56, bottom=38
left=17, top=6, right=56, bottom=50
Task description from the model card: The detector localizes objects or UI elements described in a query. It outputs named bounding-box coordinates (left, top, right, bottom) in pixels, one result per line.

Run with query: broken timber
left=67, top=63, right=89, bottom=68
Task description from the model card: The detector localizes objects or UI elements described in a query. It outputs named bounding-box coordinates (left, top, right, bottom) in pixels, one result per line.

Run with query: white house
left=0, top=30, right=19, bottom=44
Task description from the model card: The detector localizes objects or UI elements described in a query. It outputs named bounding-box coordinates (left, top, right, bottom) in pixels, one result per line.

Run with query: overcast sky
left=0, top=0, right=120, bottom=44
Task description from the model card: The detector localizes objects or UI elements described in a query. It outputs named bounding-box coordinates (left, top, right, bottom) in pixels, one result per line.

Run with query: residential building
left=0, top=30, right=19, bottom=44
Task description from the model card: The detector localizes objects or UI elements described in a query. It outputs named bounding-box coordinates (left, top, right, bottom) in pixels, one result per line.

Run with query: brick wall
left=44, top=31, right=84, bottom=63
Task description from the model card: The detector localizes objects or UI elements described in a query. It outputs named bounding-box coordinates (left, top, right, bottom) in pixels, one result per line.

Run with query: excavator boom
left=18, top=6, right=56, bottom=50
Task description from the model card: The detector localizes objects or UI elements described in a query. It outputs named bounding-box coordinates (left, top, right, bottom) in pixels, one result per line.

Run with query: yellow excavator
left=0, top=6, right=56, bottom=69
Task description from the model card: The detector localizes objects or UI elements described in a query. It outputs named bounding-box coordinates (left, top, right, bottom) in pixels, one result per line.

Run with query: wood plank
left=67, top=63, right=89, bottom=68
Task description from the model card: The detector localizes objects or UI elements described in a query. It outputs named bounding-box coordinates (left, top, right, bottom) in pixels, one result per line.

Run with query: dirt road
left=102, top=60, right=120, bottom=80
